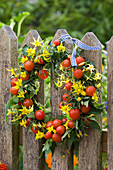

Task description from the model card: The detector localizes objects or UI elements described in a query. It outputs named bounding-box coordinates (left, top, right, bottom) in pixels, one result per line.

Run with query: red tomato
left=86, top=86, right=96, bottom=96
left=53, top=119, right=62, bottom=128
left=45, top=132, right=52, bottom=139
left=10, top=78, right=18, bottom=86
left=65, top=82, right=73, bottom=90
left=62, top=59, right=71, bottom=68
left=32, top=126, right=39, bottom=133
left=26, top=118, right=32, bottom=127
left=37, top=56, right=44, bottom=64
left=62, top=94, right=70, bottom=101
left=82, top=118, right=92, bottom=127
left=46, top=121, right=53, bottom=129
left=56, top=125, right=65, bottom=135
left=35, top=110, right=45, bottom=120
left=73, top=69, right=83, bottom=79
left=69, top=109, right=81, bottom=120
left=10, top=87, right=19, bottom=95
left=76, top=56, right=85, bottom=66
left=59, top=101, right=66, bottom=108
left=54, top=40, right=60, bottom=46
left=62, top=118, right=67, bottom=123
left=38, top=69, right=48, bottom=79
left=23, top=98, right=33, bottom=108
left=52, top=133, right=62, bottom=143
left=68, top=120, right=75, bottom=128
left=80, top=105, right=91, bottom=114
left=24, top=61, right=34, bottom=72
left=20, top=74, right=29, bottom=81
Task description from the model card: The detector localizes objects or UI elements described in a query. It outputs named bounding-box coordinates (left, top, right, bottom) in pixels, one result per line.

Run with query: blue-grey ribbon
left=60, top=34, right=101, bottom=66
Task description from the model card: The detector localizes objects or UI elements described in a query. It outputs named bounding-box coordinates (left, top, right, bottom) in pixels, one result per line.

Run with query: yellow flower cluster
left=72, top=81, right=86, bottom=96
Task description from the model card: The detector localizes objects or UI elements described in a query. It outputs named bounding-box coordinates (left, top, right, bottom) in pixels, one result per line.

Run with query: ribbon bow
left=60, top=34, right=101, bottom=66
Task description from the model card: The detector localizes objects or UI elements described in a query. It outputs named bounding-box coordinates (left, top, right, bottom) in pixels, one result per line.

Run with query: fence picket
left=22, top=30, right=45, bottom=170
left=0, top=26, right=19, bottom=169
left=51, top=29, right=74, bottom=170
left=79, top=32, right=102, bottom=170
left=107, top=37, right=113, bottom=170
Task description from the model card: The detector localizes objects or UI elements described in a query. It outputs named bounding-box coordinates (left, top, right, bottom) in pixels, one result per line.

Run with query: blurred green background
left=0, top=0, right=113, bottom=44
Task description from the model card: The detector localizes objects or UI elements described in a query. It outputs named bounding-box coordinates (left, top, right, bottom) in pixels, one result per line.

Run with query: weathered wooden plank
left=107, top=37, right=113, bottom=170
left=79, top=32, right=102, bottom=170
left=102, top=129, right=107, bottom=153
left=22, top=30, right=45, bottom=170
left=0, top=26, right=19, bottom=170
left=19, top=129, right=108, bottom=153
left=51, top=29, right=74, bottom=170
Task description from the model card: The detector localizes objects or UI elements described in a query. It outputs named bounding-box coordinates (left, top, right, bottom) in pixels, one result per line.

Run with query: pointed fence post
left=22, top=30, right=45, bottom=170
left=0, top=26, right=19, bottom=169
left=79, top=32, right=102, bottom=170
left=51, top=29, right=74, bottom=170
left=107, top=37, right=113, bottom=170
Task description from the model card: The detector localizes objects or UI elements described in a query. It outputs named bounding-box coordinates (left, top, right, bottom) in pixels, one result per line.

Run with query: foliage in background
left=0, top=0, right=113, bottom=44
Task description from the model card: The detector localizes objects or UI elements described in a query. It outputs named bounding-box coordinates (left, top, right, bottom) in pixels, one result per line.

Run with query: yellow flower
left=54, top=78, right=63, bottom=87
left=20, top=119, right=27, bottom=128
left=57, top=42, right=65, bottom=52
left=77, top=97, right=81, bottom=101
left=17, top=90, right=27, bottom=98
left=14, top=79, right=22, bottom=89
left=77, top=134, right=80, bottom=138
left=47, top=126, right=56, bottom=133
left=6, top=67, right=18, bottom=77
left=60, top=104, right=70, bottom=115
left=19, top=105, right=33, bottom=115
left=42, top=122, right=46, bottom=127
left=34, top=58, right=38, bottom=63
left=67, top=149, right=70, bottom=154
left=84, top=133, right=88, bottom=136
left=41, top=49, right=51, bottom=62
left=85, top=75, right=92, bottom=81
left=26, top=48, right=35, bottom=57
left=21, top=56, right=28, bottom=63
left=20, top=72, right=26, bottom=78
left=102, top=64, right=104, bottom=72
left=64, top=120, right=70, bottom=130
left=93, top=72, right=102, bottom=81
left=86, top=64, right=95, bottom=74
left=72, top=81, right=86, bottom=96
left=89, top=114, right=95, bottom=117
left=97, top=83, right=101, bottom=88
left=37, top=122, right=42, bottom=128
left=102, top=117, right=107, bottom=123
left=31, top=37, right=43, bottom=47
left=79, top=131, right=82, bottom=136
left=7, top=109, right=14, bottom=115
left=35, top=131, right=45, bottom=140
left=92, top=93, right=98, bottom=102
left=59, top=64, right=64, bottom=71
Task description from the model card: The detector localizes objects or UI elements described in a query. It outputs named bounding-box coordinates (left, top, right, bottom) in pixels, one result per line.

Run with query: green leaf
left=62, top=129, right=72, bottom=140
left=88, top=120, right=101, bottom=135
left=42, top=140, right=52, bottom=152
left=68, top=131, right=76, bottom=150
left=13, top=97, right=19, bottom=104
left=5, top=100, right=11, bottom=124
left=76, top=120, right=79, bottom=130
left=83, top=100, right=89, bottom=107
left=27, top=112, right=35, bottom=118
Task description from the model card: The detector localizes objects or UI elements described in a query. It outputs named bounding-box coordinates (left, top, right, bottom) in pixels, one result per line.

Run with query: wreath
left=6, top=35, right=103, bottom=155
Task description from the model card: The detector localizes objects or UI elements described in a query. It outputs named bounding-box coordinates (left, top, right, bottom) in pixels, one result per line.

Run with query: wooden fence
left=0, top=25, right=110, bottom=170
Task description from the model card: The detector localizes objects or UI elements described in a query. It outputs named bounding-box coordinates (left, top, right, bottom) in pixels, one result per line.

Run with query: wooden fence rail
left=0, top=25, right=110, bottom=170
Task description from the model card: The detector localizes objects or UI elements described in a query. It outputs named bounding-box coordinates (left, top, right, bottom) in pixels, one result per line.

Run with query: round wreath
left=6, top=36, right=103, bottom=155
